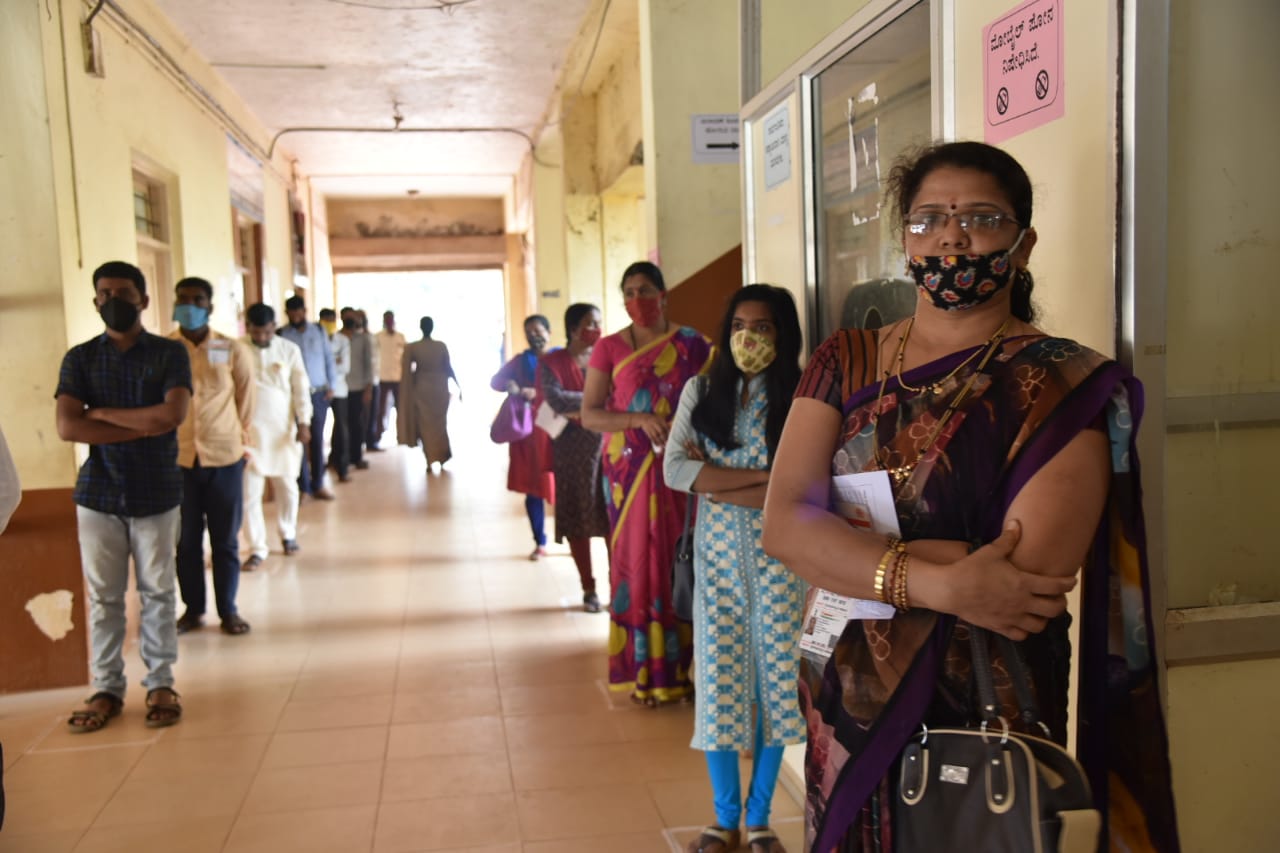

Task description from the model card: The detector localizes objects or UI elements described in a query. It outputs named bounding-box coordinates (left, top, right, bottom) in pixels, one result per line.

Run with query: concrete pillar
left=1, top=0, right=76, bottom=488
left=639, top=0, right=742, bottom=287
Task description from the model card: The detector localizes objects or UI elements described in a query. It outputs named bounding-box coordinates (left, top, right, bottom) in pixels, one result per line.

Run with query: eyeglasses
left=905, top=211, right=1019, bottom=236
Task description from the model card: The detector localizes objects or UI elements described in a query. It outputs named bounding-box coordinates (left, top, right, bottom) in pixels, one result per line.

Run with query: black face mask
left=100, top=297, right=140, bottom=333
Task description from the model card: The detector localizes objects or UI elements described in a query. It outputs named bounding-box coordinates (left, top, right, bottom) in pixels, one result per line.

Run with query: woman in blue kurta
left=664, top=285, right=806, bottom=853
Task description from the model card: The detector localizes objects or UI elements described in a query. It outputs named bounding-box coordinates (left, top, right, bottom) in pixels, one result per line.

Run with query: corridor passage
left=0, top=401, right=802, bottom=852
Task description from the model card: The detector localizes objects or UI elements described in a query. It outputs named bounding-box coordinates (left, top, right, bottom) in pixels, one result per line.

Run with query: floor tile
left=515, top=784, right=665, bottom=840
left=241, top=759, right=383, bottom=814
left=381, top=752, right=512, bottom=801
left=390, top=686, right=501, bottom=723
left=93, top=769, right=256, bottom=827
left=502, top=711, right=626, bottom=751
left=498, top=682, right=612, bottom=716
left=261, top=725, right=388, bottom=768
left=223, top=804, right=377, bottom=853
left=72, top=815, right=233, bottom=852
left=373, top=793, right=520, bottom=851
left=275, top=693, right=394, bottom=732
left=387, top=716, right=507, bottom=760
left=4, top=744, right=147, bottom=792
left=508, top=742, right=641, bottom=791
left=127, top=733, right=269, bottom=780
left=522, top=831, right=673, bottom=852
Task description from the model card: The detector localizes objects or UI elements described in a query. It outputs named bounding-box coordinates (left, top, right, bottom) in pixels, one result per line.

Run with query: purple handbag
left=490, top=394, right=533, bottom=444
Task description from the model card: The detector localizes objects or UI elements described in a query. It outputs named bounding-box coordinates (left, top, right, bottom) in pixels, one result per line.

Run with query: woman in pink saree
left=583, top=261, right=713, bottom=706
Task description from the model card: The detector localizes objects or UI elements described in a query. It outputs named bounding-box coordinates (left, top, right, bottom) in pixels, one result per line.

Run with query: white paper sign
left=763, top=103, right=791, bottom=190
left=691, top=114, right=740, bottom=164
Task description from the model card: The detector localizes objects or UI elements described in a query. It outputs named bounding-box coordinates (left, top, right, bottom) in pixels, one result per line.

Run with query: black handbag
left=671, top=495, right=695, bottom=621
left=894, top=628, right=1101, bottom=853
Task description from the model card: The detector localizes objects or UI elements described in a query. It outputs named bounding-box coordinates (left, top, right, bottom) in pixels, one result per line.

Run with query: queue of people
left=45, top=138, right=1178, bottom=853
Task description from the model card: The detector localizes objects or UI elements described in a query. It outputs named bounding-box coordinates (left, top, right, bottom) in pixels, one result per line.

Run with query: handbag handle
left=967, top=625, right=1046, bottom=734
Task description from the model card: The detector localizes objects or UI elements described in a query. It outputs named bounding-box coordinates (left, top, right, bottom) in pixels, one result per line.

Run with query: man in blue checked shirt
left=278, top=295, right=337, bottom=500
left=54, top=261, right=192, bottom=733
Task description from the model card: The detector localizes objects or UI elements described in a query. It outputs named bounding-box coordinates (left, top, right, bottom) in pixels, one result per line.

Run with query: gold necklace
left=871, top=319, right=1011, bottom=493
left=894, top=317, right=1011, bottom=396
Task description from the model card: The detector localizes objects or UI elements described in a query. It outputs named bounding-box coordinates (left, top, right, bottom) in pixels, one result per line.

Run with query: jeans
left=299, top=389, right=330, bottom=494
left=328, top=396, right=350, bottom=477
left=525, top=495, right=546, bottom=546
left=244, top=468, right=299, bottom=557
left=348, top=388, right=370, bottom=466
left=75, top=505, right=180, bottom=697
left=177, top=458, right=245, bottom=619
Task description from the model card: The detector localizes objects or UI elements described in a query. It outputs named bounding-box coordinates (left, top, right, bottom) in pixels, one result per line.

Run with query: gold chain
left=893, top=316, right=1009, bottom=396
left=871, top=319, right=1011, bottom=493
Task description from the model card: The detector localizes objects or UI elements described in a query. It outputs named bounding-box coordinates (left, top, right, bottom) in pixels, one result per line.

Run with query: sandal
left=144, top=687, right=183, bottom=728
left=746, top=827, right=786, bottom=853
left=220, top=615, right=251, bottom=635
left=67, top=691, right=123, bottom=734
left=687, top=826, right=741, bottom=853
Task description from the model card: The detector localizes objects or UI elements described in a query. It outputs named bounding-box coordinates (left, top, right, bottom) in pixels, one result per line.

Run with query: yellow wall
left=595, top=39, right=645, bottom=192
left=953, top=0, right=1116, bottom=355
left=1, top=0, right=77, bottom=488
left=0, top=0, right=314, bottom=491
left=1166, top=658, right=1280, bottom=850
left=639, top=0, right=741, bottom=286
left=761, top=0, right=873, bottom=84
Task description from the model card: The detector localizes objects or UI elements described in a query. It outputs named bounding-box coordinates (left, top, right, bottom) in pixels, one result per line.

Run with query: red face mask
left=578, top=327, right=602, bottom=346
left=625, top=295, right=663, bottom=327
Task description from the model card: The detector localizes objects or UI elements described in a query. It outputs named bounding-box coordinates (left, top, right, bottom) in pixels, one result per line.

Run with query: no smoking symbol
left=996, top=87, right=1010, bottom=115
left=1035, top=70, right=1050, bottom=100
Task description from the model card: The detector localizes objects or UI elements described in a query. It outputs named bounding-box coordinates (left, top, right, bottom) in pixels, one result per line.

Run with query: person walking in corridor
left=538, top=303, right=610, bottom=611
left=372, top=310, right=406, bottom=450
left=399, top=316, right=459, bottom=471
left=278, top=296, right=336, bottom=500
left=169, top=277, right=256, bottom=636
left=491, top=315, right=556, bottom=560
left=241, top=303, right=312, bottom=569
left=325, top=308, right=353, bottom=483
left=665, top=286, right=805, bottom=853
left=343, top=309, right=376, bottom=471
left=56, top=261, right=191, bottom=731
left=581, top=261, right=713, bottom=707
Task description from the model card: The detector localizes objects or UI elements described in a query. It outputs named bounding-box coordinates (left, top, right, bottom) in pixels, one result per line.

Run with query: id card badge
left=799, top=471, right=902, bottom=666
left=207, top=339, right=231, bottom=366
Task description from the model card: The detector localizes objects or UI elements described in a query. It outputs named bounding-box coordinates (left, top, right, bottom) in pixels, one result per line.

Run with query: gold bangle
left=892, top=551, right=911, bottom=611
left=874, top=548, right=895, bottom=603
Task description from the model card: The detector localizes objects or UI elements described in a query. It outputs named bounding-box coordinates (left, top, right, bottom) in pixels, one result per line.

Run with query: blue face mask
left=173, top=304, right=209, bottom=331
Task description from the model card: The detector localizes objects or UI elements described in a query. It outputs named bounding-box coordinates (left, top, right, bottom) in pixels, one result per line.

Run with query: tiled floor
left=0, top=400, right=803, bottom=852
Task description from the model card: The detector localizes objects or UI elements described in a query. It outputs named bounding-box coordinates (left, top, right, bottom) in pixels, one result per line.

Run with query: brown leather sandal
left=67, top=691, right=123, bottom=734
left=687, top=825, right=741, bottom=853
left=144, top=687, right=182, bottom=728
left=746, top=827, right=786, bottom=853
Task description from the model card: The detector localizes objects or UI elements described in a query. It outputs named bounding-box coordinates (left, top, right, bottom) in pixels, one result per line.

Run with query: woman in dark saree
left=763, top=142, right=1178, bottom=851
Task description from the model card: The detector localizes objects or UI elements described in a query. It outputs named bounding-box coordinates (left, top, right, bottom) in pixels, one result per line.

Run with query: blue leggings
left=704, top=710, right=785, bottom=829
left=525, top=495, right=546, bottom=546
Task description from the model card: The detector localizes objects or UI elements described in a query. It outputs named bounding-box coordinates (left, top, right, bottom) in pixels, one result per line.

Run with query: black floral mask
left=908, top=231, right=1026, bottom=311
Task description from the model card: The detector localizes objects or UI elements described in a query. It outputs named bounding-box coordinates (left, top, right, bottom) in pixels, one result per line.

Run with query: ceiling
left=153, top=0, right=598, bottom=199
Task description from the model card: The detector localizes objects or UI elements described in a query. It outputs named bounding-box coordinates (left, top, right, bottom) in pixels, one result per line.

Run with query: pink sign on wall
left=983, top=0, right=1064, bottom=144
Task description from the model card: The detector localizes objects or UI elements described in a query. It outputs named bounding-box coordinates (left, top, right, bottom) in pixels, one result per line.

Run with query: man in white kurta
left=242, top=303, right=312, bottom=569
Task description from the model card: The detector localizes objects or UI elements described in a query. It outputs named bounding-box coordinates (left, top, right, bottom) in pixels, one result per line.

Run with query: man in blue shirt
left=277, top=295, right=336, bottom=500
left=55, top=261, right=192, bottom=733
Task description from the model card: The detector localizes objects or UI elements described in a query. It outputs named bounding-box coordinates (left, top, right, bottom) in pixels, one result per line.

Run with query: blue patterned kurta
left=671, top=377, right=806, bottom=751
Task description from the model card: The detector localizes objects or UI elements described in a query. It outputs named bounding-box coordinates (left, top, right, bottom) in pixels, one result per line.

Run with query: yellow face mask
left=319, top=319, right=337, bottom=336
left=729, top=328, right=777, bottom=375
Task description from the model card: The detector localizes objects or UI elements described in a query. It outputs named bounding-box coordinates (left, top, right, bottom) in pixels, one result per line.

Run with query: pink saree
left=589, top=326, right=712, bottom=703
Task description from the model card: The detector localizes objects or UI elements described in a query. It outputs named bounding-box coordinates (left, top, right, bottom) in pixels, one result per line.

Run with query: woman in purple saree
left=763, top=142, right=1178, bottom=852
